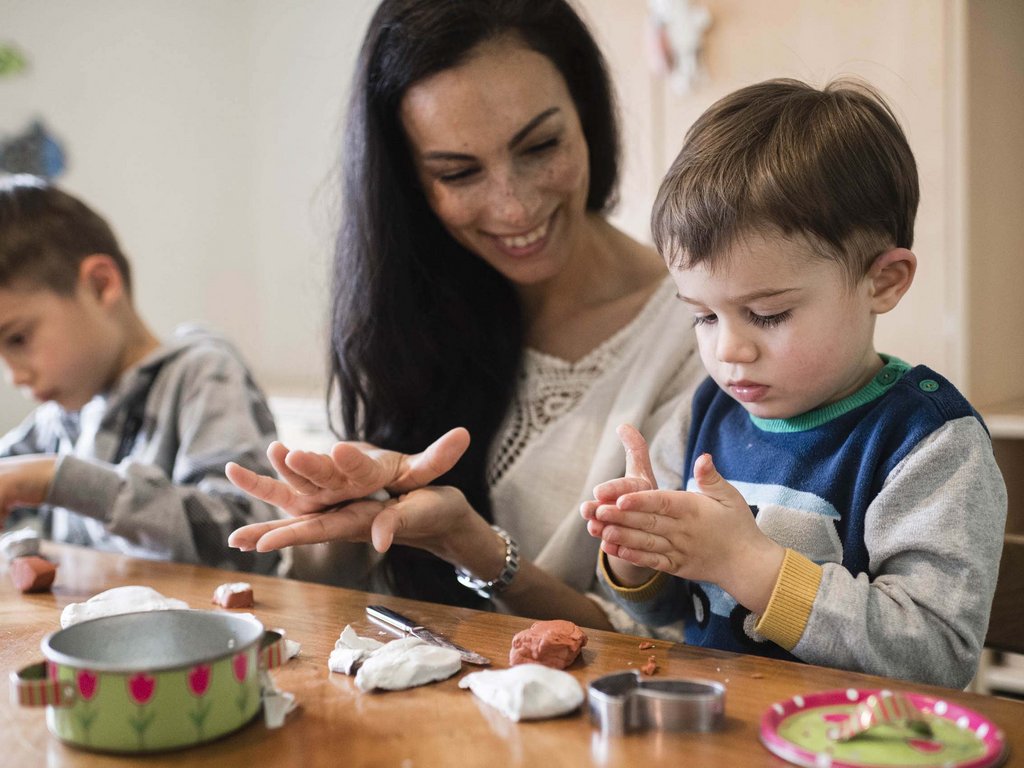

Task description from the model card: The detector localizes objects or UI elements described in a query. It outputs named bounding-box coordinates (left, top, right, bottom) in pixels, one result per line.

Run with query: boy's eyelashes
left=691, top=310, right=793, bottom=329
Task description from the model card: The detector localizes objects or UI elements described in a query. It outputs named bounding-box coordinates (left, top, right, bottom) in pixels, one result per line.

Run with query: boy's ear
left=78, top=254, right=125, bottom=306
left=867, top=248, right=916, bottom=314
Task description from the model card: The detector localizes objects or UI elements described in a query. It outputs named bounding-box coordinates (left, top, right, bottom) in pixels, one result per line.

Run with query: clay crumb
left=640, top=655, right=658, bottom=676
left=638, top=641, right=655, bottom=650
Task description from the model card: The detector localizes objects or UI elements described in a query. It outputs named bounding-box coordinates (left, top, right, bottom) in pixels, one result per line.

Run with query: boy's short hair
left=0, top=174, right=132, bottom=294
left=652, top=78, right=919, bottom=284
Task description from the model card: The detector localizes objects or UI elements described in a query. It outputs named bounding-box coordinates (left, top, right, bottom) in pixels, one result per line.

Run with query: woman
left=228, top=0, right=703, bottom=631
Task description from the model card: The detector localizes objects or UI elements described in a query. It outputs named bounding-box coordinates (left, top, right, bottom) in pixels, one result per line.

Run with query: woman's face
left=400, top=37, right=591, bottom=286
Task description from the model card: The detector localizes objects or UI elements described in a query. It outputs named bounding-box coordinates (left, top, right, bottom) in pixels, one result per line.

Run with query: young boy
left=0, top=174, right=281, bottom=573
left=580, top=79, right=1007, bottom=688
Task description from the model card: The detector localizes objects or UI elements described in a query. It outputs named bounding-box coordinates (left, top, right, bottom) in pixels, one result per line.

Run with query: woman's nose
left=486, top=169, right=538, bottom=229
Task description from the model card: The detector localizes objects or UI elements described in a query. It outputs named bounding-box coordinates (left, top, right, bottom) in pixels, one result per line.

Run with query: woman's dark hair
left=330, top=0, right=620, bottom=606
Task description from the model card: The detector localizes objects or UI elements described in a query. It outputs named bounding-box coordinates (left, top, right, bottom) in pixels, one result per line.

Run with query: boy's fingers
left=692, top=453, right=741, bottom=505
left=617, top=424, right=656, bottom=489
left=593, top=476, right=650, bottom=502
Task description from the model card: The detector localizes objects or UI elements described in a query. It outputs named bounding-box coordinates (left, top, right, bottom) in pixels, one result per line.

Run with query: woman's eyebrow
left=508, top=107, right=560, bottom=148
left=421, top=107, right=562, bottom=163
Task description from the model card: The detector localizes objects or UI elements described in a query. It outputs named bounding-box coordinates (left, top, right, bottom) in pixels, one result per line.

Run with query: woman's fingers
left=253, top=499, right=384, bottom=551
left=225, top=461, right=299, bottom=508
left=392, top=427, right=471, bottom=492
left=266, top=441, right=322, bottom=495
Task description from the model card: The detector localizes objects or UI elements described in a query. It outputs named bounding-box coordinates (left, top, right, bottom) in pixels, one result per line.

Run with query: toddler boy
left=581, top=79, right=1006, bottom=688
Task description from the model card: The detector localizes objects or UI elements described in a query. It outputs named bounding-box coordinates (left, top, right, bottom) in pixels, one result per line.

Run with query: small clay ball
left=509, top=620, right=587, bottom=669
left=212, top=582, right=254, bottom=608
left=11, top=556, right=57, bottom=593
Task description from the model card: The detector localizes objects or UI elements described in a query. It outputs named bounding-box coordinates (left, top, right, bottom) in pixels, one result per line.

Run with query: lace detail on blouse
left=487, top=280, right=671, bottom=486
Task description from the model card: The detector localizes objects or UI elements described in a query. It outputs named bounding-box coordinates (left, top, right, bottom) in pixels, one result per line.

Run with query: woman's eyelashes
left=434, top=137, right=561, bottom=185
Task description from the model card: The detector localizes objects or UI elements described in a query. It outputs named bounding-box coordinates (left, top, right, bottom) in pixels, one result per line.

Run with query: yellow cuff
left=598, top=551, right=668, bottom=603
left=754, top=549, right=822, bottom=651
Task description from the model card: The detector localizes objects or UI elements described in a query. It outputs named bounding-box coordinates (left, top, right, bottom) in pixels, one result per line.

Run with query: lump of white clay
left=61, top=585, right=189, bottom=627
left=328, top=625, right=385, bottom=675
left=354, top=637, right=461, bottom=692
left=459, top=664, right=584, bottom=721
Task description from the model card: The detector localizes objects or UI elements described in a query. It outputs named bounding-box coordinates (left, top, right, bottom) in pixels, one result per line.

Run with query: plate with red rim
left=760, top=688, right=1008, bottom=768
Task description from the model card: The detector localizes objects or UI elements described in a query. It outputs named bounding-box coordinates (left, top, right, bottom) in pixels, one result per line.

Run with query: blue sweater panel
left=678, top=358, right=983, bottom=660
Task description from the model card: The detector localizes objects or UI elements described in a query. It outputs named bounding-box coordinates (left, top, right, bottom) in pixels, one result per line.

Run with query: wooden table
left=2, top=544, right=1021, bottom=767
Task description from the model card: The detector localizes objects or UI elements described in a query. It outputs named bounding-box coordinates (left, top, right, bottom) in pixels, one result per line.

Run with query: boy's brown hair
left=0, top=174, right=132, bottom=294
left=652, top=78, right=919, bottom=284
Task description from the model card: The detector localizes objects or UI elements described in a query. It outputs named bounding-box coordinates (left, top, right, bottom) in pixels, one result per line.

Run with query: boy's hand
left=0, top=455, right=57, bottom=520
left=591, top=452, right=785, bottom=615
left=580, top=424, right=659, bottom=587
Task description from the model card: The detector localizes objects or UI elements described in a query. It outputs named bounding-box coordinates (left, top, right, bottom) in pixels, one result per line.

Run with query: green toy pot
left=11, top=610, right=286, bottom=753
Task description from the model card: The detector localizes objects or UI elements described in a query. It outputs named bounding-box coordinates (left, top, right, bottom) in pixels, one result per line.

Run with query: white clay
left=60, top=585, right=189, bottom=627
left=459, top=664, right=584, bottom=721
left=328, top=624, right=385, bottom=674
left=354, top=637, right=461, bottom=692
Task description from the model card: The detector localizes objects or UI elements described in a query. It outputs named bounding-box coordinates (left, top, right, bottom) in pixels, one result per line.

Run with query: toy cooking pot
left=10, top=609, right=286, bottom=753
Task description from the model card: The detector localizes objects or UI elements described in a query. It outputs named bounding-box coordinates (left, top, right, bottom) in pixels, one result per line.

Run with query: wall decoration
left=0, top=44, right=29, bottom=77
left=0, top=120, right=68, bottom=179
left=646, top=0, right=711, bottom=94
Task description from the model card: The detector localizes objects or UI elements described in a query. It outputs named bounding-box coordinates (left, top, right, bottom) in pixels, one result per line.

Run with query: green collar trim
left=750, top=355, right=911, bottom=433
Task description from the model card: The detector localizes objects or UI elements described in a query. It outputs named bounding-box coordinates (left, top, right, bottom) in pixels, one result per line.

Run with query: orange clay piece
left=640, top=655, right=658, bottom=676
left=509, top=619, right=588, bottom=669
left=11, top=556, right=56, bottom=593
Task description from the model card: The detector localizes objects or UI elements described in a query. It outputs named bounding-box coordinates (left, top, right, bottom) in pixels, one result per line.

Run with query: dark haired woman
left=228, top=0, right=702, bottom=631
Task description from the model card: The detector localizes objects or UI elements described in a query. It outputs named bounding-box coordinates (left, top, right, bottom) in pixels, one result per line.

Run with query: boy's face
left=0, top=283, right=125, bottom=411
left=669, top=230, right=883, bottom=420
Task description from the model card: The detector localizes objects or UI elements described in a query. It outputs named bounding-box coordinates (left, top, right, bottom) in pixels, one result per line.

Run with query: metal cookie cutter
left=588, top=670, right=726, bottom=736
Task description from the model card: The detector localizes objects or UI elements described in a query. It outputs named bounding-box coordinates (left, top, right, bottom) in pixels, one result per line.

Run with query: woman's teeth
left=499, top=220, right=548, bottom=248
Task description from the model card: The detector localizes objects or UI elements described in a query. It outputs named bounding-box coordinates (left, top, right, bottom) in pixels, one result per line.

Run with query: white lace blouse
left=486, top=276, right=704, bottom=630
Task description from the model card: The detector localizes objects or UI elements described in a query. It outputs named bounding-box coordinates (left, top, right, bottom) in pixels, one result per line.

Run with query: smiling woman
left=226, top=0, right=705, bottom=632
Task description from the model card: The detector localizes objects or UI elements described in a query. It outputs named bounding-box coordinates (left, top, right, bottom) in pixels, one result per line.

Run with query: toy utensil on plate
left=760, top=688, right=1008, bottom=768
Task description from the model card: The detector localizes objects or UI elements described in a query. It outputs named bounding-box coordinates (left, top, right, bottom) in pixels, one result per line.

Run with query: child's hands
left=590, top=451, right=785, bottom=615
left=0, top=455, right=57, bottom=521
left=580, top=424, right=659, bottom=587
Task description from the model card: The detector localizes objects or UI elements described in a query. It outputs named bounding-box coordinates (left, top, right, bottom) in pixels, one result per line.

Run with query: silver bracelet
left=455, top=525, right=520, bottom=600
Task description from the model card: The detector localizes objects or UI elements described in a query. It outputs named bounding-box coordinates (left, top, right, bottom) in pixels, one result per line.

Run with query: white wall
left=1, top=0, right=376, bottom=426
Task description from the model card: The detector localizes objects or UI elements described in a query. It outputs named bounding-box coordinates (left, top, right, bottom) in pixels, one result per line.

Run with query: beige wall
left=582, top=0, right=1023, bottom=409
left=2, top=1, right=1020, bottom=427
left=583, top=0, right=953, bottom=384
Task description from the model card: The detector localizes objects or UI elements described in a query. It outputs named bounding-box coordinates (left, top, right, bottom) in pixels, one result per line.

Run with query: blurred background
left=2, top=0, right=1022, bottom=696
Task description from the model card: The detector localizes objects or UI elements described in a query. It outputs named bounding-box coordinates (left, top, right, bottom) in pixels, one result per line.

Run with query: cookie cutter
left=588, top=670, right=725, bottom=736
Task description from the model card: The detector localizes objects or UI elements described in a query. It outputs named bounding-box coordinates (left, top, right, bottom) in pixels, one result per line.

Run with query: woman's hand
left=228, top=484, right=487, bottom=562
left=225, top=427, right=471, bottom=518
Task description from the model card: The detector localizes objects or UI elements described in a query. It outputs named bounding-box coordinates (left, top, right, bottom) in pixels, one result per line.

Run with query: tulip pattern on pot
left=233, top=652, right=250, bottom=713
left=73, top=669, right=99, bottom=743
left=127, top=674, right=157, bottom=749
left=187, top=664, right=213, bottom=739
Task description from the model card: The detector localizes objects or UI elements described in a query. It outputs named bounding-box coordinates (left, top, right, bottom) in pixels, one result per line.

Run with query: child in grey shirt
left=0, top=174, right=280, bottom=573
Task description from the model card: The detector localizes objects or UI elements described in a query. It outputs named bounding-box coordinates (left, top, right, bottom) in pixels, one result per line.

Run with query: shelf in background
left=980, top=398, right=1024, bottom=439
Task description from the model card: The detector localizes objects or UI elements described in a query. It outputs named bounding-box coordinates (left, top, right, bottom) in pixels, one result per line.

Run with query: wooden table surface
left=2, top=543, right=1021, bottom=767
